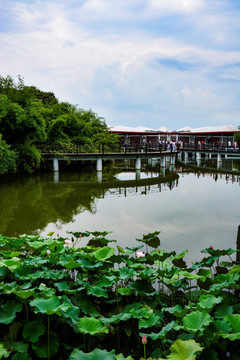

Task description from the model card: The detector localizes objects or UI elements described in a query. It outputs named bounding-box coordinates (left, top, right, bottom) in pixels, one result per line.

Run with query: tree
left=0, top=134, right=17, bottom=175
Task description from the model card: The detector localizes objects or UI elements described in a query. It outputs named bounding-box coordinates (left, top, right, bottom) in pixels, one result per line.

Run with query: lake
left=0, top=158, right=240, bottom=263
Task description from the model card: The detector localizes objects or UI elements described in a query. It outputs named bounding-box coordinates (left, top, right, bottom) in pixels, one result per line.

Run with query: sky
left=1, top=0, right=240, bottom=131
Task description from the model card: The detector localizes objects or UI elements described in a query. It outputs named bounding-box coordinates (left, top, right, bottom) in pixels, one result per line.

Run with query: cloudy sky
left=1, top=0, right=240, bottom=130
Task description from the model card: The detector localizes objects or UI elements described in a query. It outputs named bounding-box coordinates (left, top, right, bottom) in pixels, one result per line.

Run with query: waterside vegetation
left=0, top=75, right=119, bottom=175
left=0, top=231, right=240, bottom=359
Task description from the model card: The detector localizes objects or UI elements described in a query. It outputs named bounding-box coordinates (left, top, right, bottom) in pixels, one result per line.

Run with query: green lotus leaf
left=30, top=296, right=69, bottom=315
left=198, top=348, right=218, bottom=360
left=212, top=319, right=232, bottom=333
left=164, top=305, right=188, bottom=319
left=0, top=344, right=9, bottom=358
left=73, top=292, right=100, bottom=316
left=221, top=313, right=240, bottom=340
left=214, top=304, right=233, bottom=319
left=0, top=301, right=23, bottom=324
left=12, top=288, right=34, bottom=300
left=229, top=265, right=240, bottom=274
left=60, top=295, right=80, bottom=325
left=118, top=266, right=134, bottom=280
left=182, top=311, right=212, bottom=333
left=23, top=320, right=46, bottom=343
left=92, top=246, right=115, bottom=261
left=69, top=348, right=115, bottom=360
left=87, top=285, right=108, bottom=298
left=139, top=313, right=162, bottom=329
left=164, top=339, right=203, bottom=360
left=97, top=275, right=116, bottom=287
left=32, top=332, right=59, bottom=358
left=198, top=295, right=222, bottom=310
left=179, top=270, right=205, bottom=280
left=26, top=241, right=44, bottom=249
left=115, top=354, right=133, bottom=360
left=171, top=250, right=188, bottom=260
left=0, top=258, right=21, bottom=271
left=0, top=266, right=7, bottom=277
left=11, top=353, right=32, bottom=360
left=78, top=316, right=109, bottom=335
left=141, top=321, right=176, bottom=340
left=116, top=288, right=132, bottom=296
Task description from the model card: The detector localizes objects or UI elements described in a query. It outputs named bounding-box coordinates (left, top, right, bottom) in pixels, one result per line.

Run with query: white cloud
left=0, top=0, right=239, bottom=129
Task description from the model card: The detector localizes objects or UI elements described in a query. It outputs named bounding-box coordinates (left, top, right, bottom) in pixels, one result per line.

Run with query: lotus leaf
left=78, top=316, right=109, bottom=335
left=117, top=288, right=132, bottom=296
left=0, top=344, right=9, bottom=358
left=182, top=311, right=212, bottom=333
left=141, top=321, right=176, bottom=340
left=87, top=285, right=108, bottom=298
left=11, top=353, right=32, bottom=360
left=221, top=313, right=240, bottom=340
left=118, top=266, right=134, bottom=280
left=164, top=305, right=188, bottom=319
left=214, top=304, right=233, bottom=319
left=159, top=339, right=203, bottom=360
left=69, top=348, right=115, bottom=360
left=229, top=265, right=240, bottom=274
left=92, top=246, right=115, bottom=261
left=198, top=295, right=222, bottom=310
left=0, top=258, right=21, bottom=271
left=30, top=296, right=69, bottom=315
left=32, top=332, right=59, bottom=358
left=22, top=320, right=45, bottom=343
left=0, top=301, right=23, bottom=324
left=139, top=313, right=162, bottom=329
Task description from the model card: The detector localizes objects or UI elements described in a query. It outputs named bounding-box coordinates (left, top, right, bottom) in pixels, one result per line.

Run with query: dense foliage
left=0, top=231, right=240, bottom=359
left=0, top=75, right=119, bottom=173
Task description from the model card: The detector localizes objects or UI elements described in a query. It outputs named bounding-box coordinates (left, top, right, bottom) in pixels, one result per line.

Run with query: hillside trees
left=0, top=75, right=119, bottom=173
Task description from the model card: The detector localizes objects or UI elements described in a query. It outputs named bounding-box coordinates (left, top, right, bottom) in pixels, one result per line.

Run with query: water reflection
left=0, top=159, right=240, bottom=263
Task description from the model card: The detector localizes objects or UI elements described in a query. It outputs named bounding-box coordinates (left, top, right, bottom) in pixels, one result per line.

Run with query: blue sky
left=1, top=0, right=240, bottom=130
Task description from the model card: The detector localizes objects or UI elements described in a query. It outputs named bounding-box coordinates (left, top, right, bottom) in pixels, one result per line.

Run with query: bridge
left=39, top=142, right=240, bottom=175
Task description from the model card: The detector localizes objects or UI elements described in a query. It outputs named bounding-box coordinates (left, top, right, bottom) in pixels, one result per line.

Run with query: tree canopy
left=0, top=75, right=119, bottom=174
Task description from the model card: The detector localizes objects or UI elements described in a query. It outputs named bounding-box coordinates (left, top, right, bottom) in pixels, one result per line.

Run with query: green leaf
left=0, top=344, right=9, bottom=358
left=139, top=313, right=162, bottom=329
left=229, top=265, right=240, bottom=274
left=92, top=246, right=115, bottom=261
left=0, top=301, right=23, bottom=324
left=30, top=296, right=69, bottom=315
left=198, top=295, right=222, bottom=310
left=23, top=320, right=46, bottom=343
left=182, top=311, right=212, bottom=333
left=165, top=339, right=203, bottom=360
left=78, top=316, right=109, bottom=335
left=13, top=289, right=34, bottom=300
left=87, top=285, right=108, bottom=298
left=0, top=258, right=21, bottom=271
left=11, top=352, right=32, bottom=360
left=69, top=348, right=115, bottom=360
left=141, top=321, right=176, bottom=340
left=221, top=313, right=240, bottom=340
left=116, top=288, right=133, bottom=296
left=214, top=304, right=233, bottom=319
left=164, top=305, right=188, bottom=319
left=32, top=332, right=59, bottom=358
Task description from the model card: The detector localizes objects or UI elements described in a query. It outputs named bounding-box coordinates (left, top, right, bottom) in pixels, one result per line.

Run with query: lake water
left=0, top=159, right=240, bottom=263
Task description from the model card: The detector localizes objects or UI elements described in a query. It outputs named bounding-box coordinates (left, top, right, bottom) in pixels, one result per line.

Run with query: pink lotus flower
left=136, top=251, right=146, bottom=258
left=142, top=335, right=147, bottom=345
left=209, top=245, right=213, bottom=249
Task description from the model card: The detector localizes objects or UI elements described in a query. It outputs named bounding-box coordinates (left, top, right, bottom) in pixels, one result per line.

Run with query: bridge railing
left=181, top=143, right=240, bottom=152
left=37, top=142, right=170, bottom=155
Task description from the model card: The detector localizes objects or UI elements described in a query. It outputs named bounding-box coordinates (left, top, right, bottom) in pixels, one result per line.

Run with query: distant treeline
left=0, top=75, right=119, bottom=174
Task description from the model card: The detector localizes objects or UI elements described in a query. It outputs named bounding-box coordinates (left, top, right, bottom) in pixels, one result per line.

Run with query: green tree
left=0, top=134, right=17, bottom=175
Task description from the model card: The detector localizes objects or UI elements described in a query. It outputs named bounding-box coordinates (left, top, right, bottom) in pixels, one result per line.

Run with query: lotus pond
left=0, top=231, right=240, bottom=360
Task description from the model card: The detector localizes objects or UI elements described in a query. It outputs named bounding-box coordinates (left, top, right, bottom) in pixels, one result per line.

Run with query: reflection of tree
left=0, top=165, right=178, bottom=236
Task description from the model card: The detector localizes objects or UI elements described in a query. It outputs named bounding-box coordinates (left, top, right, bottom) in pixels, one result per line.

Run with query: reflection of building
left=109, top=125, right=240, bottom=147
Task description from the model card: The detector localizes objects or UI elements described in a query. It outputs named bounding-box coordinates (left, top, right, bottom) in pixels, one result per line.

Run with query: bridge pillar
left=161, top=157, right=166, bottom=168
left=136, top=170, right=141, bottom=181
left=53, top=172, right=59, bottom=183
left=217, top=153, right=222, bottom=163
left=196, top=152, right=201, bottom=161
left=170, top=155, right=175, bottom=165
left=97, top=171, right=102, bottom=183
left=177, top=152, right=182, bottom=160
left=53, top=157, right=59, bottom=172
left=209, top=153, right=212, bottom=159
left=136, top=157, right=141, bottom=170
left=184, top=151, right=188, bottom=163
left=97, top=157, right=102, bottom=172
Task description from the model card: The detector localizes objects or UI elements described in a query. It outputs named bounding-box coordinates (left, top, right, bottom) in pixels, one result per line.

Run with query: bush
left=0, top=135, right=17, bottom=175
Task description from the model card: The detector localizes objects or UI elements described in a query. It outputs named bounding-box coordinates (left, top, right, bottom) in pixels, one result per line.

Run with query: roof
left=109, top=124, right=239, bottom=134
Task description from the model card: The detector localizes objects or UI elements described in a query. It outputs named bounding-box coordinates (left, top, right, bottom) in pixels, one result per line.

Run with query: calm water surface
left=1, top=159, right=240, bottom=262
